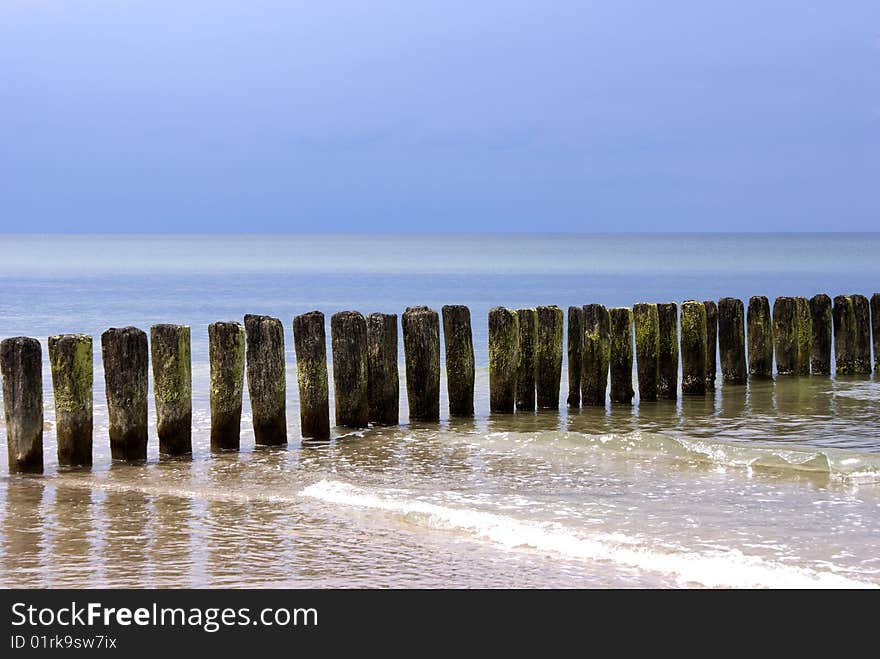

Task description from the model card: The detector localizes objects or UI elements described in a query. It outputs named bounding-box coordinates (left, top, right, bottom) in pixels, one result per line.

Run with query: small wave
left=301, top=479, right=877, bottom=589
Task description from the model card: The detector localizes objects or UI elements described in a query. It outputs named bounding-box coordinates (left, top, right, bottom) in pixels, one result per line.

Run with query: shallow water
left=1, top=234, right=879, bottom=588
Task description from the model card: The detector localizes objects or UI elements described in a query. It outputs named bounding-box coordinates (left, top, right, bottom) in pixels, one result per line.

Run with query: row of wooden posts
left=2, top=294, right=879, bottom=474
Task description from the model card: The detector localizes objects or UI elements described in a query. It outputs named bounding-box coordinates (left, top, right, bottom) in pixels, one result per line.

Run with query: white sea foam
left=301, top=479, right=877, bottom=589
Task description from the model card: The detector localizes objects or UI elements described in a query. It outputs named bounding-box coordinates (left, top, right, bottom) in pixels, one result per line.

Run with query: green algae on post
left=48, top=333, right=93, bottom=467
left=872, top=293, right=880, bottom=373
left=101, top=326, right=149, bottom=461
left=366, top=312, right=399, bottom=425
left=633, top=303, right=659, bottom=401
left=747, top=296, right=773, bottom=378
left=515, top=308, right=537, bottom=412
left=717, top=298, right=746, bottom=384
left=657, top=302, right=679, bottom=399
left=150, top=324, right=192, bottom=456
left=703, top=301, right=718, bottom=390
left=535, top=305, right=563, bottom=409
left=208, top=321, right=245, bottom=451
left=851, top=294, right=872, bottom=374
left=244, top=314, right=287, bottom=445
left=331, top=311, right=369, bottom=428
left=680, top=301, right=707, bottom=395
left=1, top=337, right=43, bottom=473
left=567, top=306, right=583, bottom=408
left=609, top=307, right=634, bottom=404
left=793, top=296, right=812, bottom=376
left=293, top=311, right=331, bottom=439
left=809, top=294, right=832, bottom=376
left=441, top=305, right=474, bottom=418
left=581, top=304, right=610, bottom=406
left=402, top=306, right=441, bottom=422
left=488, top=307, right=518, bottom=413
left=772, top=297, right=798, bottom=375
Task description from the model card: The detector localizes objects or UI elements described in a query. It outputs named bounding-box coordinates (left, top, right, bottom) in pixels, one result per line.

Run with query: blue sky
left=1, top=1, right=877, bottom=232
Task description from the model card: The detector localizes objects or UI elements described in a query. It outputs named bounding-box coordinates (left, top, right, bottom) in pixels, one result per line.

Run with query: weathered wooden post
left=402, top=306, right=441, bottom=422
left=150, top=324, right=192, bottom=456
left=244, top=314, right=287, bottom=445
left=633, top=303, right=659, bottom=401
left=703, top=300, right=718, bottom=390
left=488, top=307, right=518, bottom=413
left=331, top=311, right=369, bottom=428
left=535, top=305, right=563, bottom=409
left=515, top=308, right=537, bottom=411
left=808, top=294, right=832, bottom=376
left=48, top=333, right=93, bottom=466
left=773, top=297, right=798, bottom=375
left=852, top=294, right=872, bottom=374
left=1, top=337, right=43, bottom=473
left=208, top=321, right=245, bottom=451
left=609, top=307, right=634, bottom=404
left=366, top=312, right=399, bottom=425
left=567, top=306, right=583, bottom=408
left=581, top=304, right=610, bottom=406
left=680, top=301, right=707, bottom=395
left=872, top=293, right=880, bottom=373
left=101, top=327, right=149, bottom=461
left=293, top=311, right=331, bottom=438
left=747, top=296, right=773, bottom=378
left=657, top=302, right=678, bottom=399
left=717, top=298, right=746, bottom=384
left=794, top=297, right=812, bottom=376
left=441, top=306, right=474, bottom=418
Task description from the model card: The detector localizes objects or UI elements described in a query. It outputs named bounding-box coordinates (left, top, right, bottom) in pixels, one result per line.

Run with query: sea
left=1, top=233, right=879, bottom=588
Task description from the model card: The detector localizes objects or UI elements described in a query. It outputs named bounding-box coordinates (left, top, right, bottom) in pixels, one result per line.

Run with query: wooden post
left=657, top=302, right=679, bottom=399
left=208, top=321, right=245, bottom=451
left=772, top=297, right=798, bottom=375
left=808, top=295, right=832, bottom=376
left=366, top=312, right=399, bottom=425
left=703, top=300, right=717, bottom=390
left=872, top=293, right=880, bottom=373
left=747, top=296, right=773, bottom=378
left=101, top=327, right=149, bottom=461
left=515, top=308, right=537, bottom=412
left=441, top=305, right=474, bottom=418
left=488, top=307, right=518, bottom=413
left=331, top=311, right=369, bottom=428
left=852, top=295, right=872, bottom=374
left=1, top=337, right=43, bottom=473
left=609, top=307, right=634, bottom=404
left=680, top=301, right=707, bottom=395
left=535, top=305, right=563, bottom=409
left=717, top=298, right=746, bottom=384
left=567, top=306, right=583, bottom=408
left=48, top=333, right=93, bottom=467
left=581, top=304, right=610, bottom=406
left=293, top=311, right=331, bottom=438
left=402, top=306, right=441, bottom=422
left=633, top=303, right=659, bottom=401
left=244, top=314, right=287, bottom=445
left=150, top=324, right=192, bottom=456
left=794, top=296, right=812, bottom=376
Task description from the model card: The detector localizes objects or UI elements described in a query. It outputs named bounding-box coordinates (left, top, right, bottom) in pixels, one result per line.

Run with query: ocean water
left=1, top=233, right=879, bottom=588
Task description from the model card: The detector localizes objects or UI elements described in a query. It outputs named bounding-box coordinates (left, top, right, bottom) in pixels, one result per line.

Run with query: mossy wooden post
left=680, top=301, right=707, bottom=395
left=488, top=307, right=518, bottom=413
left=515, top=308, right=537, bottom=412
left=441, top=305, right=473, bottom=418
left=1, top=337, right=43, bottom=473
left=150, top=324, right=192, bottom=456
left=331, top=311, right=369, bottom=428
left=293, top=311, right=331, bottom=438
left=567, top=306, right=583, bottom=408
left=101, top=327, right=148, bottom=461
left=794, top=297, right=812, bottom=376
left=834, top=295, right=856, bottom=375
left=872, top=293, right=880, bottom=373
left=244, top=314, right=287, bottom=445
left=208, top=321, right=245, bottom=451
left=402, top=306, right=441, bottom=422
left=48, top=333, right=93, bottom=467
left=609, top=307, right=634, bottom=404
left=808, top=295, right=832, bottom=376
left=657, top=302, right=679, bottom=399
left=581, top=304, right=610, bottom=406
left=747, top=296, right=773, bottom=378
left=717, top=298, right=746, bottom=384
left=366, top=312, right=399, bottom=425
left=772, top=297, right=798, bottom=375
left=851, top=294, right=872, bottom=374
left=633, top=303, right=659, bottom=401
left=535, top=305, right=563, bottom=409
left=703, top=300, right=717, bottom=390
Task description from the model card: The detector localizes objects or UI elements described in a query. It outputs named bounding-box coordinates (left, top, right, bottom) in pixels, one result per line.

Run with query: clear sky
left=1, top=1, right=877, bottom=233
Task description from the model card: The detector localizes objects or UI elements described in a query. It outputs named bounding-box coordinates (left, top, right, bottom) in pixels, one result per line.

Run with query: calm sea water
left=1, top=234, right=879, bottom=588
